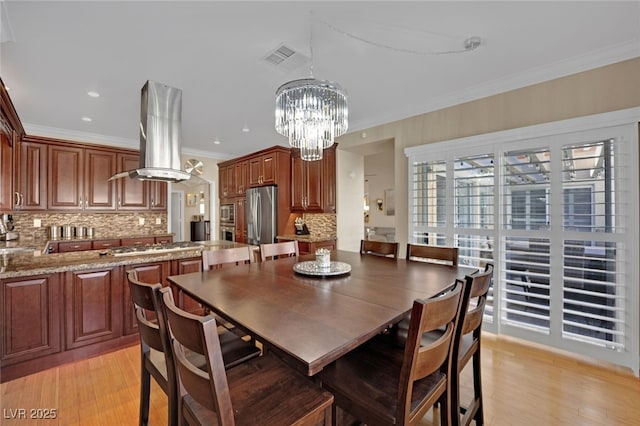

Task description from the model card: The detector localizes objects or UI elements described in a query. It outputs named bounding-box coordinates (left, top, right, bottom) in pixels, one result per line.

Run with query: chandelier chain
left=315, top=16, right=479, bottom=56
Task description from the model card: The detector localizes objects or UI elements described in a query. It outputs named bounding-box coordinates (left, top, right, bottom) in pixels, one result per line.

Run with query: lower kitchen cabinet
left=64, top=267, right=122, bottom=350
left=297, top=239, right=336, bottom=254
left=122, top=261, right=170, bottom=335
left=0, top=274, right=62, bottom=365
left=171, top=257, right=204, bottom=314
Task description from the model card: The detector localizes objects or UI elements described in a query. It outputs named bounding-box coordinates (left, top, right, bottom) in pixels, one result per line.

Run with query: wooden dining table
left=167, top=250, right=477, bottom=376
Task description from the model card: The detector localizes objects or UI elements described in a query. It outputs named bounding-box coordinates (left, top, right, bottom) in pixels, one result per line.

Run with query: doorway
left=170, top=191, right=185, bottom=241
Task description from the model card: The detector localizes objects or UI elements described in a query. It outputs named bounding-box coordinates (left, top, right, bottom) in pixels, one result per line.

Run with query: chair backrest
left=461, top=263, right=493, bottom=337
left=161, top=288, right=235, bottom=426
left=406, top=243, right=459, bottom=266
left=202, top=246, right=252, bottom=270
left=126, top=270, right=176, bottom=391
left=260, top=240, right=299, bottom=262
left=396, top=279, right=470, bottom=425
left=360, top=239, right=399, bottom=259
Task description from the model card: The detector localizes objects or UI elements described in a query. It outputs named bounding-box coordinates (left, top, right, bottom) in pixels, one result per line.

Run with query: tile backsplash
left=11, top=212, right=168, bottom=244
left=302, top=213, right=336, bottom=238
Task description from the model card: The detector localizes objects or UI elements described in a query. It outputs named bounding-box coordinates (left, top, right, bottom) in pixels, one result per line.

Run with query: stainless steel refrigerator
left=246, top=185, right=277, bottom=246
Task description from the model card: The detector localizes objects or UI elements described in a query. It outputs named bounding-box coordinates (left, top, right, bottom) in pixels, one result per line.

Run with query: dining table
left=167, top=250, right=477, bottom=376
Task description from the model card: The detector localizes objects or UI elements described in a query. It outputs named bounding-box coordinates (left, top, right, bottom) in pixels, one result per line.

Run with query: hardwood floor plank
left=1, top=333, right=638, bottom=425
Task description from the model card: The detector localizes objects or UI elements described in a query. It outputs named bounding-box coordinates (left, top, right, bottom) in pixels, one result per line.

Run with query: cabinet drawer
left=155, top=236, right=173, bottom=244
left=120, top=237, right=155, bottom=246
left=58, top=241, right=93, bottom=253
left=92, top=239, right=121, bottom=250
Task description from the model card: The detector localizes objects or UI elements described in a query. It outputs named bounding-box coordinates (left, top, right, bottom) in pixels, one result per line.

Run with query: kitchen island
left=0, top=240, right=248, bottom=382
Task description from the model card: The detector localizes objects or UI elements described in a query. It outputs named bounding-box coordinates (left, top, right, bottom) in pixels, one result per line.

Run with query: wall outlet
left=33, top=219, right=42, bottom=228
left=155, top=217, right=161, bottom=225
left=138, top=217, right=145, bottom=225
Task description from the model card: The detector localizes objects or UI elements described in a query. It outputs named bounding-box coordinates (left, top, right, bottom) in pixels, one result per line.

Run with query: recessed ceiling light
left=242, top=126, right=250, bottom=133
left=87, top=91, right=100, bottom=98
left=213, top=139, right=221, bottom=145
left=81, top=117, right=93, bottom=122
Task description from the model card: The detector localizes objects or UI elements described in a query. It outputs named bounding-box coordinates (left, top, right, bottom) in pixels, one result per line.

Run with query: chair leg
left=139, top=364, right=151, bottom=426
left=472, top=350, right=484, bottom=425
left=439, top=389, right=450, bottom=426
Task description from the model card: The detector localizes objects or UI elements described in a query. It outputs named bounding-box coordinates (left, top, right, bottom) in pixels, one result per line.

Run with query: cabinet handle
left=13, top=192, right=20, bottom=207
left=151, top=198, right=155, bottom=207
left=118, top=198, right=122, bottom=207
left=79, top=196, right=82, bottom=207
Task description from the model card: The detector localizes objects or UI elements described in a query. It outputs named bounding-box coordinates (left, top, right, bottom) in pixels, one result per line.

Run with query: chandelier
left=275, top=77, right=348, bottom=161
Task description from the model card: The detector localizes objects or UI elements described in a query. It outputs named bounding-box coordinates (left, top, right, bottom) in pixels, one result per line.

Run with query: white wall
left=364, top=146, right=395, bottom=229
left=336, top=149, right=364, bottom=252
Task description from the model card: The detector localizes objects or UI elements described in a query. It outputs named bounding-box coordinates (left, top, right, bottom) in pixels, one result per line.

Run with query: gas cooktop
left=109, top=241, right=202, bottom=257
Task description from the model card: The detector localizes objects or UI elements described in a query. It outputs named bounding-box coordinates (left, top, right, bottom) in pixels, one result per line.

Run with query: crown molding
left=351, top=39, right=640, bottom=133
left=23, top=123, right=137, bottom=149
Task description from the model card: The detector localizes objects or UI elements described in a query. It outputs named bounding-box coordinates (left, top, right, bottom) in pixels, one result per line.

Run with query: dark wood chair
left=202, top=246, right=252, bottom=270
left=127, top=270, right=260, bottom=426
left=406, top=243, right=459, bottom=266
left=450, top=263, right=493, bottom=426
left=260, top=240, right=299, bottom=262
left=360, top=239, right=399, bottom=259
left=318, top=279, right=470, bottom=426
left=160, top=288, right=334, bottom=426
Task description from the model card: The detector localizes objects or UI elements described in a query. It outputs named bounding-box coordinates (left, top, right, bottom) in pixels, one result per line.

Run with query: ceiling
left=1, top=1, right=638, bottom=161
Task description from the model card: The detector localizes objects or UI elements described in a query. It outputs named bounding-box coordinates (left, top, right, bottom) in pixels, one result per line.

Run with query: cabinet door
left=48, top=145, right=83, bottom=210
left=84, top=149, right=117, bottom=211
left=123, top=261, right=170, bottom=335
left=171, top=257, right=203, bottom=314
left=149, top=181, right=167, bottom=210
left=58, top=241, right=93, bottom=253
left=261, top=154, right=276, bottom=184
left=17, top=139, right=48, bottom=211
left=219, top=163, right=229, bottom=199
left=117, top=153, right=148, bottom=210
left=234, top=161, right=248, bottom=196
left=120, top=237, right=155, bottom=246
left=0, top=124, right=12, bottom=212
left=322, top=146, right=337, bottom=213
left=65, top=268, right=122, bottom=350
left=1, top=274, right=62, bottom=365
left=305, top=159, right=323, bottom=211
left=291, top=154, right=306, bottom=211
left=235, top=198, right=246, bottom=243
left=248, top=157, right=262, bottom=186
left=92, top=239, right=120, bottom=250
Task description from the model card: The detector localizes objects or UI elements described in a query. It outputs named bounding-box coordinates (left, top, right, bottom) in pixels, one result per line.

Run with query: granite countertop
left=0, top=240, right=253, bottom=279
left=277, top=234, right=336, bottom=243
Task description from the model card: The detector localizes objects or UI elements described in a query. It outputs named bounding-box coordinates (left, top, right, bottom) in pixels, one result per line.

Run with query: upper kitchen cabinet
left=149, top=181, right=167, bottom=210
left=48, top=143, right=117, bottom=211
left=15, top=138, right=48, bottom=211
left=117, top=153, right=148, bottom=210
left=291, top=149, right=322, bottom=212
left=248, top=146, right=290, bottom=187
left=0, top=78, right=24, bottom=213
left=290, top=145, right=336, bottom=213
left=218, top=163, right=234, bottom=199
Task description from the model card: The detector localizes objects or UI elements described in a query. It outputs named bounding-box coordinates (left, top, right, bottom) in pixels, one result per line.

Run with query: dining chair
left=406, top=243, right=459, bottom=266
left=259, top=240, right=299, bottom=262
left=202, top=246, right=252, bottom=270
left=450, top=263, right=493, bottom=426
left=318, top=279, right=470, bottom=426
left=360, top=239, right=399, bottom=259
left=160, top=287, right=334, bottom=426
left=127, top=270, right=260, bottom=426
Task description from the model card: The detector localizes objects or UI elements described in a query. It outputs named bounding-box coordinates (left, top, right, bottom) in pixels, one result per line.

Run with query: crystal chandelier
left=275, top=78, right=348, bottom=161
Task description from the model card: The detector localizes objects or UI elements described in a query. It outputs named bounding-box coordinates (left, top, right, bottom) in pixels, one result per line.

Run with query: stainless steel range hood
left=110, top=80, right=190, bottom=182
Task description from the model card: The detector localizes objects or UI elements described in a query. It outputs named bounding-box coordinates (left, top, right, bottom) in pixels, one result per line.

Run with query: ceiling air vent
left=263, top=44, right=310, bottom=73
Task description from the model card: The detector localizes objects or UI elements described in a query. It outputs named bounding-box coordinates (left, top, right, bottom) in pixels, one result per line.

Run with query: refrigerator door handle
left=256, top=192, right=262, bottom=240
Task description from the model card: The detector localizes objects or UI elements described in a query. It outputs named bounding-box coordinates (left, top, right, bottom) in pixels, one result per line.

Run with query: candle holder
left=315, top=248, right=330, bottom=269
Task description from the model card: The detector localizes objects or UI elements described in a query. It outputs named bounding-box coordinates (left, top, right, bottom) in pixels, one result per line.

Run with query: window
left=405, top=109, right=639, bottom=375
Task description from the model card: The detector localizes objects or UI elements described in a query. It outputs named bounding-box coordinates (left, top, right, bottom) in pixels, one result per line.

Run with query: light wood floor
left=1, top=333, right=638, bottom=425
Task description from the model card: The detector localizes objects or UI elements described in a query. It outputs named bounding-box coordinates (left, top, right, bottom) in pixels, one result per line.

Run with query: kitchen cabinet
left=58, top=241, right=93, bottom=253
left=0, top=274, right=62, bottom=365
left=234, top=160, right=249, bottom=196
left=249, top=152, right=277, bottom=186
left=123, top=261, right=170, bottom=335
left=149, top=181, right=167, bottom=210
left=117, top=153, right=148, bottom=210
left=48, top=144, right=117, bottom=211
left=290, top=145, right=336, bottom=213
left=235, top=198, right=246, bottom=243
left=92, top=239, right=121, bottom=250
left=0, top=78, right=24, bottom=214
left=0, top=122, right=13, bottom=212
left=218, top=164, right=232, bottom=199
left=120, top=236, right=156, bottom=247
left=154, top=235, right=173, bottom=244
left=171, top=257, right=203, bottom=314
left=291, top=149, right=323, bottom=212
left=297, top=239, right=336, bottom=254
left=64, top=267, right=122, bottom=350
left=15, top=138, right=48, bottom=211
